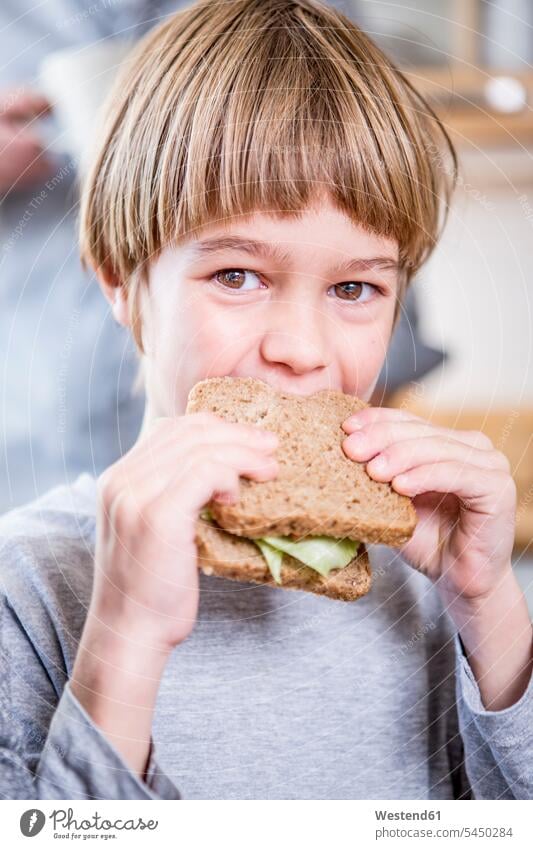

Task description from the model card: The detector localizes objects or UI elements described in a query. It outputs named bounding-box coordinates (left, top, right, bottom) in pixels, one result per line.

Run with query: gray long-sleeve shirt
left=0, top=474, right=532, bottom=800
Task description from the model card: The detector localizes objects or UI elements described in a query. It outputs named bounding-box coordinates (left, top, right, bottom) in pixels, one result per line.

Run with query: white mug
left=38, top=39, right=133, bottom=168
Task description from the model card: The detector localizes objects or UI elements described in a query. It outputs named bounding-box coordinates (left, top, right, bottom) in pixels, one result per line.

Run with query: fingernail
left=214, top=492, right=237, bottom=504
left=261, top=430, right=278, bottom=445
left=369, top=454, right=387, bottom=473
left=342, top=417, right=363, bottom=432
left=393, top=474, right=414, bottom=494
left=343, top=432, right=367, bottom=458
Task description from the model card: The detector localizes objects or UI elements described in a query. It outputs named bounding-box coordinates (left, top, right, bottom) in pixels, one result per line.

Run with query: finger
left=342, top=406, right=423, bottom=432
left=189, top=411, right=279, bottom=446
left=343, top=407, right=494, bottom=452
left=5, top=125, right=37, bottom=145
left=102, top=441, right=279, bottom=510
left=121, top=460, right=242, bottom=580
left=0, top=125, right=44, bottom=152
left=363, top=435, right=510, bottom=483
left=103, top=414, right=277, bottom=487
left=147, top=453, right=277, bottom=532
left=343, top=419, right=493, bottom=462
left=391, top=461, right=516, bottom=514
left=181, top=442, right=279, bottom=486
left=1, top=91, right=51, bottom=120
left=131, top=414, right=279, bottom=463
left=0, top=131, right=53, bottom=192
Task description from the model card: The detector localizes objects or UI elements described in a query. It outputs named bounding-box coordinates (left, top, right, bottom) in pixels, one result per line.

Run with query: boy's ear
left=95, top=264, right=130, bottom=328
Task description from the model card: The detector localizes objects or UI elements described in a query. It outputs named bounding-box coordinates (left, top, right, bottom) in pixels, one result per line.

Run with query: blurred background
left=0, top=0, right=531, bottom=604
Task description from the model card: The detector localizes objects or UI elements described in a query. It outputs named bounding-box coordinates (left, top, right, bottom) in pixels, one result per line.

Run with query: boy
left=1, top=0, right=531, bottom=800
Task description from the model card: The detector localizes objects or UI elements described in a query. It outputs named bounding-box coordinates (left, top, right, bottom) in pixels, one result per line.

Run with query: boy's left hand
left=342, top=406, right=517, bottom=602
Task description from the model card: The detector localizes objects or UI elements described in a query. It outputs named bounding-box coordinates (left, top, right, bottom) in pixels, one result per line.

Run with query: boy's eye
left=328, top=282, right=376, bottom=303
left=213, top=268, right=263, bottom=291
left=212, top=269, right=378, bottom=303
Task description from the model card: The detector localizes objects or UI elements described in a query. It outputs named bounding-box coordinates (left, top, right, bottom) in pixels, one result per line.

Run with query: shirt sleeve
left=454, top=631, right=533, bottom=800
left=0, top=596, right=180, bottom=801
left=34, top=684, right=181, bottom=800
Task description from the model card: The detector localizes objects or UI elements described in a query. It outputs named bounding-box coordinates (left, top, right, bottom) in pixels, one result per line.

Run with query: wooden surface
left=389, top=388, right=533, bottom=553
left=403, top=66, right=533, bottom=147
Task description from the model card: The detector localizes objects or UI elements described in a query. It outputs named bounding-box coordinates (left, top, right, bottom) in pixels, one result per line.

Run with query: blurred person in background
left=0, top=1, right=190, bottom=513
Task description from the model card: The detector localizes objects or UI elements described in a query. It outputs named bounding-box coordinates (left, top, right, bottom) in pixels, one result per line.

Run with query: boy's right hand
left=92, top=412, right=279, bottom=652
left=70, top=413, right=278, bottom=779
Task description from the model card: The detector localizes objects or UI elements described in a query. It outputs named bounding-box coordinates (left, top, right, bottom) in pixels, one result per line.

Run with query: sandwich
left=187, top=377, right=417, bottom=601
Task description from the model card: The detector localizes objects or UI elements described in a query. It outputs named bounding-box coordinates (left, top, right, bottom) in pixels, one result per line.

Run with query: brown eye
left=334, top=282, right=363, bottom=300
left=214, top=268, right=261, bottom=291
left=328, top=281, right=378, bottom=303
left=215, top=269, right=246, bottom=289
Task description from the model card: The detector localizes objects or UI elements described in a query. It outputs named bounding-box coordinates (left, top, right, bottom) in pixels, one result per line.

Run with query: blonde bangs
left=80, top=0, right=456, bottom=343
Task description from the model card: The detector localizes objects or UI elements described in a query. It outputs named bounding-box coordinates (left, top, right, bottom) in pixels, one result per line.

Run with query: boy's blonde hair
left=80, top=0, right=456, bottom=350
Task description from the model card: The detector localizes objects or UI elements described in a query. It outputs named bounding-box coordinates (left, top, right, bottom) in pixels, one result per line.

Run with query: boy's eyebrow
left=188, top=235, right=400, bottom=276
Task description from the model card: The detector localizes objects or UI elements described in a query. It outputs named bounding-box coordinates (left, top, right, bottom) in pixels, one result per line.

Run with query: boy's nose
left=259, top=301, right=330, bottom=376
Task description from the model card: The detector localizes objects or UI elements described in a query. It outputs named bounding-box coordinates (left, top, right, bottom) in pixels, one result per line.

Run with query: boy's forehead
left=182, top=205, right=400, bottom=269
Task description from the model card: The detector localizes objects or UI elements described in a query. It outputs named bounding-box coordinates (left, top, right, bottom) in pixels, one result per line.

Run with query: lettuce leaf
left=261, top=535, right=359, bottom=579
left=253, top=539, right=284, bottom=584
left=199, top=507, right=359, bottom=584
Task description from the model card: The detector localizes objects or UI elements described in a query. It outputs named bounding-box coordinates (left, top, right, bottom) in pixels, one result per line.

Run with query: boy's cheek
left=191, top=310, right=252, bottom=375
left=152, top=309, right=253, bottom=414
left=341, top=335, right=389, bottom=401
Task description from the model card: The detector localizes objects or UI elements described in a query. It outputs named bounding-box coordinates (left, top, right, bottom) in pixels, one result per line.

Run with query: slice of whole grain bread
left=187, top=376, right=416, bottom=545
left=195, top=516, right=371, bottom=602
